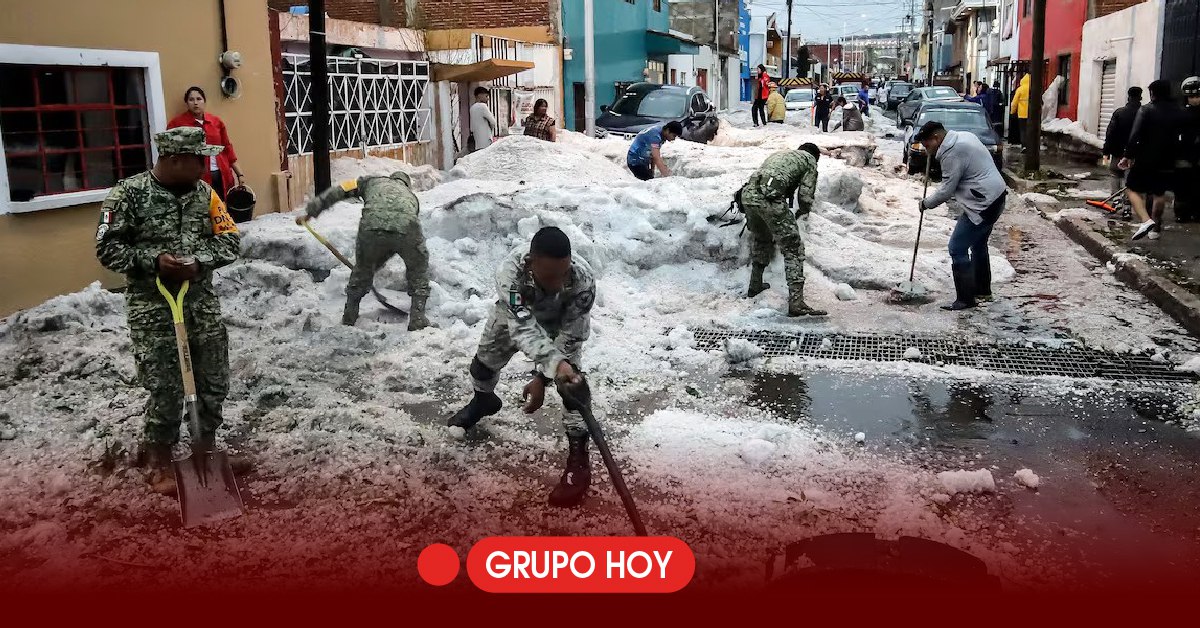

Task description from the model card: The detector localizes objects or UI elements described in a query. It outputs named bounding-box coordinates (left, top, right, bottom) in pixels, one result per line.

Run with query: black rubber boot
left=747, top=264, right=771, bottom=297
left=548, top=434, right=591, bottom=507
left=941, top=262, right=977, bottom=311
left=342, top=295, right=363, bottom=326
left=973, top=259, right=992, bottom=302
left=447, top=391, right=502, bottom=429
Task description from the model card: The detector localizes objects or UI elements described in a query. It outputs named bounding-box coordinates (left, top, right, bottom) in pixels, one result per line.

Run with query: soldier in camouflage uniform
left=448, top=227, right=596, bottom=507
left=740, top=142, right=827, bottom=316
left=95, top=127, right=241, bottom=495
left=297, top=171, right=430, bottom=330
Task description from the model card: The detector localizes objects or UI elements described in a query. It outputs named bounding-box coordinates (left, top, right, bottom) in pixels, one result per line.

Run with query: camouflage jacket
left=745, top=150, right=819, bottom=214
left=497, top=247, right=595, bottom=376
left=307, top=176, right=419, bottom=233
left=95, top=172, right=240, bottom=293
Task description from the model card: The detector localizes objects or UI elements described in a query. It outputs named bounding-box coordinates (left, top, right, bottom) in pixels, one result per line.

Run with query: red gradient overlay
left=465, top=536, right=695, bottom=593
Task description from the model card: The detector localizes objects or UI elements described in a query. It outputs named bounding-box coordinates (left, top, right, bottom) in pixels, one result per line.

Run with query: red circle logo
left=418, top=543, right=461, bottom=586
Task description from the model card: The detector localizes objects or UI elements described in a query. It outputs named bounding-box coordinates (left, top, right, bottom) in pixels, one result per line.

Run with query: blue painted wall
left=562, top=0, right=672, bottom=131
left=738, top=0, right=751, bottom=102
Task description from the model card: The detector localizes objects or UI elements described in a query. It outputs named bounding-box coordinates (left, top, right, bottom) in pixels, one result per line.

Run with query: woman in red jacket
left=166, top=86, right=245, bottom=200
left=752, top=65, right=771, bottom=127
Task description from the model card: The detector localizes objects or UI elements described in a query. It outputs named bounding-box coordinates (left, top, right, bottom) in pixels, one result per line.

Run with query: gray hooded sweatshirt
left=923, top=130, right=1007, bottom=224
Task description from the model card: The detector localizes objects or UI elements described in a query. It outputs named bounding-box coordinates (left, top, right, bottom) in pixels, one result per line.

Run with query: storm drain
left=692, top=328, right=1199, bottom=384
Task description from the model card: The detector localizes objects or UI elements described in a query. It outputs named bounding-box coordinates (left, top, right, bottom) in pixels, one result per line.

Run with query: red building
left=1017, top=0, right=1088, bottom=120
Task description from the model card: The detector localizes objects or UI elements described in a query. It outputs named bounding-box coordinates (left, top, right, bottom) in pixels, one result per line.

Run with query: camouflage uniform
left=469, top=247, right=595, bottom=437
left=96, top=128, right=240, bottom=446
left=306, top=172, right=430, bottom=328
left=740, top=150, right=820, bottom=313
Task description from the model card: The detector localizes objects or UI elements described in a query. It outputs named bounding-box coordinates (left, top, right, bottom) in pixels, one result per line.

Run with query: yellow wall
left=425, top=26, right=557, bottom=50
left=0, top=0, right=282, bottom=317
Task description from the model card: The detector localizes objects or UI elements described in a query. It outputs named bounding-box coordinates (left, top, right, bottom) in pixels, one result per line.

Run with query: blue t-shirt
left=627, top=125, right=664, bottom=166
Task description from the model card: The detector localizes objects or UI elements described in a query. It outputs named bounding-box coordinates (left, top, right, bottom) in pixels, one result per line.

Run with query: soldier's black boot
left=787, top=282, right=827, bottom=316
left=342, top=296, right=363, bottom=326
left=408, top=295, right=430, bottom=331
left=548, top=434, right=591, bottom=507
left=143, top=442, right=176, bottom=496
left=941, top=263, right=977, bottom=311
left=747, top=264, right=771, bottom=297
left=447, top=391, right=502, bottom=429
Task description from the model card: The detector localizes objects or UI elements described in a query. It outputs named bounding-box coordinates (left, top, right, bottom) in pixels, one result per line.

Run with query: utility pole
left=714, top=0, right=721, bottom=108
left=584, top=0, right=596, bottom=137
left=785, top=0, right=794, bottom=78
left=925, top=13, right=934, bottom=87
left=1024, top=0, right=1046, bottom=173
left=310, top=0, right=330, bottom=192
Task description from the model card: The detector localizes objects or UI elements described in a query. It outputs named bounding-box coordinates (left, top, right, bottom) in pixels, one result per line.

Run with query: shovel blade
left=174, top=450, right=244, bottom=528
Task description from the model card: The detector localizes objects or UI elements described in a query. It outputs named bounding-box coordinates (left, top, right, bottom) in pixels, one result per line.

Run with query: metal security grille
left=692, top=328, right=1198, bottom=384
left=1098, top=60, right=1117, bottom=139
left=281, top=54, right=431, bottom=155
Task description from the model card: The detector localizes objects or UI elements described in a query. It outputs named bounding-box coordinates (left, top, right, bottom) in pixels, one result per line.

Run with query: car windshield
left=839, top=85, right=858, bottom=94
left=916, top=108, right=990, bottom=130
left=786, top=90, right=814, bottom=102
left=891, top=84, right=913, bottom=96
left=610, top=89, right=689, bottom=118
left=927, top=87, right=960, bottom=99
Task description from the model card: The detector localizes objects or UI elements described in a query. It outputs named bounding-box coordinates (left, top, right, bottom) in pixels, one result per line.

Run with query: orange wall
left=0, top=0, right=282, bottom=317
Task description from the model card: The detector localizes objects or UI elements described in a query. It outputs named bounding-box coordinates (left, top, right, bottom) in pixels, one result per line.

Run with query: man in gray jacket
left=447, top=226, right=596, bottom=507
left=916, top=121, right=1008, bottom=310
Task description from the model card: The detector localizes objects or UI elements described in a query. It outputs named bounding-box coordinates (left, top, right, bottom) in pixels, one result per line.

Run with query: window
left=282, top=54, right=431, bottom=155
left=1023, top=0, right=1030, bottom=17
left=0, top=44, right=164, bottom=214
left=611, top=88, right=689, bottom=118
left=654, top=0, right=662, bottom=11
left=1057, top=54, right=1070, bottom=107
left=690, top=94, right=705, bottom=113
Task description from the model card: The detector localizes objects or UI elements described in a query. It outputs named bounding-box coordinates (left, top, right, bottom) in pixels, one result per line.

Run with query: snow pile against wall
left=330, top=156, right=444, bottom=192
left=1042, top=118, right=1104, bottom=150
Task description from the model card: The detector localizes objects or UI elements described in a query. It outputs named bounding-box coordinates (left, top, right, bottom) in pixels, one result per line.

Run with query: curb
left=1055, top=216, right=1200, bottom=338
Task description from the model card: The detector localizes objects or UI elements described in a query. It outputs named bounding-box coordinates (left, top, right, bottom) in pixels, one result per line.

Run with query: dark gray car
left=595, top=83, right=719, bottom=144
left=902, top=101, right=1003, bottom=175
left=896, top=86, right=964, bottom=127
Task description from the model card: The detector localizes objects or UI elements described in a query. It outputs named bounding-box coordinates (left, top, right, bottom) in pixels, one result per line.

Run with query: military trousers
left=347, top=227, right=430, bottom=302
left=742, top=190, right=806, bottom=290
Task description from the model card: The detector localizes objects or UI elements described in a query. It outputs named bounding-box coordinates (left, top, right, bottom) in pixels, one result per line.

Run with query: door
left=697, top=69, right=708, bottom=92
left=573, top=82, right=586, bottom=132
left=1097, top=60, right=1118, bottom=139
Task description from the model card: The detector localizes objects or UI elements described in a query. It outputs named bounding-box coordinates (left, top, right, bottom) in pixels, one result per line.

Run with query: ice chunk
left=447, top=426, right=466, bottom=440
left=937, top=469, right=996, bottom=494
left=818, top=337, right=833, bottom=351
left=854, top=432, right=866, bottom=444
left=817, top=171, right=864, bottom=208
left=1021, top=192, right=1059, bottom=207
left=725, top=338, right=765, bottom=363
left=517, top=215, right=541, bottom=239
left=1177, top=356, right=1200, bottom=373
left=834, top=283, right=857, bottom=301
left=739, top=439, right=777, bottom=466
left=903, top=347, right=922, bottom=360
left=666, top=326, right=696, bottom=350
left=1014, top=468, right=1040, bottom=489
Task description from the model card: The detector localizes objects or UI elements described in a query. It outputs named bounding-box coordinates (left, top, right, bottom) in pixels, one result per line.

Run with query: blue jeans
left=947, top=193, right=1006, bottom=266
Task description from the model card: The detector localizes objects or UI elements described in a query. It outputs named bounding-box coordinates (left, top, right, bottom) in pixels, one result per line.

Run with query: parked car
left=895, top=86, right=963, bottom=126
left=784, top=88, right=816, bottom=112
left=901, top=101, right=1003, bottom=175
left=836, top=83, right=861, bottom=103
left=884, top=82, right=914, bottom=110
left=595, top=83, right=719, bottom=144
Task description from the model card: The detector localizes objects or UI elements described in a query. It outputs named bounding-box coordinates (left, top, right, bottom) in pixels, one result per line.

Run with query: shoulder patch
left=508, top=288, right=526, bottom=308
left=209, top=191, right=239, bottom=235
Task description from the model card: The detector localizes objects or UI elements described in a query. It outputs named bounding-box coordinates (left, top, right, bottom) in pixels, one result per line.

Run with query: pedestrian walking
left=469, top=86, right=497, bottom=152
left=297, top=171, right=430, bottom=330
left=167, top=87, right=245, bottom=201
left=625, top=121, right=681, bottom=180
left=1010, top=74, right=1031, bottom=147
left=522, top=98, right=557, bottom=142
left=814, top=84, right=834, bottom=132
left=857, top=85, right=870, bottom=115
left=1121, top=80, right=1183, bottom=240
left=915, top=121, right=1008, bottom=310
left=447, top=227, right=596, bottom=507
left=95, top=127, right=242, bottom=495
left=1102, top=86, right=1143, bottom=202
left=1173, top=77, right=1200, bottom=223
left=752, top=65, right=771, bottom=127
left=739, top=143, right=826, bottom=317
left=766, top=83, right=786, bottom=124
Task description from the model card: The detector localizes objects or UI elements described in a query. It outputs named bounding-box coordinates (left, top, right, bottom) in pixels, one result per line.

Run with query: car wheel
left=907, top=157, right=922, bottom=176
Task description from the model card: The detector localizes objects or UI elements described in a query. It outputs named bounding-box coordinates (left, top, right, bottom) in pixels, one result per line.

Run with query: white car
left=784, top=88, right=815, bottom=112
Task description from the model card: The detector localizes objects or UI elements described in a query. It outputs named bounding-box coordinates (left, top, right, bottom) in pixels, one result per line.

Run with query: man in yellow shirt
left=766, top=82, right=786, bottom=124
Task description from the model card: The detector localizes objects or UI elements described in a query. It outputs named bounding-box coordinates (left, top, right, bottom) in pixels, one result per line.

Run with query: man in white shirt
left=470, top=86, right=497, bottom=152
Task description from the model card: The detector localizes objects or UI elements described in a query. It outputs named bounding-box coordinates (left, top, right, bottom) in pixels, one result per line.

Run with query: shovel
left=302, top=220, right=408, bottom=316
left=559, top=383, right=647, bottom=537
left=156, top=277, right=245, bottom=528
left=887, top=157, right=935, bottom=305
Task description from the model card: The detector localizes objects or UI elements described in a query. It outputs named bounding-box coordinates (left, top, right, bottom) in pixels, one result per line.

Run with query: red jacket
left=758, top=73, right=772, bottom=100
left=166, top=111, right=239, bottom=196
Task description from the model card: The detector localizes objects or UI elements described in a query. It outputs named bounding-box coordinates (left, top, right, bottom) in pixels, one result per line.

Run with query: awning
left=646, top=30, right=699, bottom=56
left=431, top=58, right=534, bottom=83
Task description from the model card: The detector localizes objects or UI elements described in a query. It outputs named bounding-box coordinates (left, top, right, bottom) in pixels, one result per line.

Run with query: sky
left=748, top=0, right=918, bottom=44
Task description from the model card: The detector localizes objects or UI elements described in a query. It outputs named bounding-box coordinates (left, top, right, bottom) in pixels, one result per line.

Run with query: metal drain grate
left=693, top=328, right=1199, bottom=384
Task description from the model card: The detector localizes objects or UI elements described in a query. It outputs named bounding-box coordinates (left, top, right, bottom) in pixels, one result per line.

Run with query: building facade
left=1017, top=0, right=1088, bottom=120
left=0, top=0, right=283, bottom=316
left=1078, top=0, right=1164, bottom=137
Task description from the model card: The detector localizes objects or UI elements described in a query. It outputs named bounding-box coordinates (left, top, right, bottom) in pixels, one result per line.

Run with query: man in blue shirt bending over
left=626, top=121, right=682, bottom=181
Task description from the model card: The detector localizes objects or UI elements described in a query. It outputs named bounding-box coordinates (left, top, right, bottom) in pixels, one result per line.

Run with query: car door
left=900, top=91, right=923, bottom=124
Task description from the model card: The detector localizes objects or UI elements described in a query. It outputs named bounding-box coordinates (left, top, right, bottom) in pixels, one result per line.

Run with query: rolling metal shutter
left=1098, top=61, right=1118, bottom=140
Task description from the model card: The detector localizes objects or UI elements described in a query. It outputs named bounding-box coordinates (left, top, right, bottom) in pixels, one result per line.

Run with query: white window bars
left=282, top=54, right=431, bottom=156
